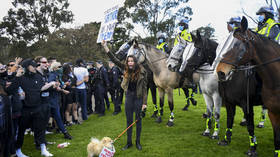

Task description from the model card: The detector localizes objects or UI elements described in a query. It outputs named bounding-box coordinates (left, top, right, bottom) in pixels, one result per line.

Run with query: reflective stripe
left=156, top=42, right=166, bottom=52
left=214, top=121, right=219, bottom=131
left=249, top=135, right=257, bottom=147
left=256, top=18, right=278, bottom=37
left=275, top=150, right=280, bottom=157
left=276, top=32, right=280, bottom=42
left=174, top=29, right=192, bottom=46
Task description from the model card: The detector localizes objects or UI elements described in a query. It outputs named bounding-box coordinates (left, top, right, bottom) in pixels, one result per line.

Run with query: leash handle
left=113, top=119, right=138, bottom=143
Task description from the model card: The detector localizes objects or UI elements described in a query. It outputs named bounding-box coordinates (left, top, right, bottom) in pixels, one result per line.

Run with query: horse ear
left=240, top=16, right=248, bottom=33
left=132, top=39, right=138, bottom=47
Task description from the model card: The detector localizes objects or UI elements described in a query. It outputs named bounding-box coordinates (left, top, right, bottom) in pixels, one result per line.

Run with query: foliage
left=0, top=0, right=74, bottom=44
left=117, top=0, right=193, bottom=45
left=191, top=24, right=216, bottom=40
left=21, top=90, right=273, bottom=157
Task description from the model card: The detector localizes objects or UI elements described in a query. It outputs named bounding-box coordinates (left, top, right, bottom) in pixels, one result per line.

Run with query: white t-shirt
left=73, top=67, right=89, bottom=89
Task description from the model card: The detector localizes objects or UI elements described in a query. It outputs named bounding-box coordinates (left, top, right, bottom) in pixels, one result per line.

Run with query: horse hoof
left=218, top=140, right=229, bottom=146
left=256, top=124, right=264, bottom=128
left=166, top=121, right=174, bottom=127
left=240, top=121, right=247, bottom=126
left=182, top=106, right=189, bottom=111
left=210, top=135, right=219, bottom=140
left=155, top=117, right=162, bottom=123
left=202, top=132, right=210, bottom=137
left=245, top=149, right=257, bottom=157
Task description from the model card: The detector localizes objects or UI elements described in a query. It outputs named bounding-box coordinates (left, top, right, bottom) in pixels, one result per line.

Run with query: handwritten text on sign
left=97, top=5, right=119, bottom=43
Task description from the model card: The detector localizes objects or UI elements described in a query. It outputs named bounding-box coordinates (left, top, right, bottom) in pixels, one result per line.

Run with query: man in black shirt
left=14, top=59, right=56, bottom=157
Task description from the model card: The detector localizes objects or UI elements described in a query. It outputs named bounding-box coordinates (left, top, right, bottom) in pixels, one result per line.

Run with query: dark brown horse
left=216, top=16, right=280, bottom=156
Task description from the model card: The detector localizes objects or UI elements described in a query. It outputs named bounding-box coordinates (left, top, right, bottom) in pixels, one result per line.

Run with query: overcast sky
left=0, top=0, right=269, bottom=42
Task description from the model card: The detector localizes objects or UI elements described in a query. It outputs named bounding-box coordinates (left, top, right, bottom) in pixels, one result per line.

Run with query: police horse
left=125, top=40, right=193, bottom=127
left=166, top=31, right=222, bottom=139
left=216, top=16, right=280, bottom=157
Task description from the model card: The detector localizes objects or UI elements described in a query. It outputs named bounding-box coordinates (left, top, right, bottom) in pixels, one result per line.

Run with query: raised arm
left=102, top=41, right=125, bottom=70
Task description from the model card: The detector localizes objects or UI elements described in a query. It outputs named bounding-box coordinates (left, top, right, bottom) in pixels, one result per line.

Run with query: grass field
left=22, top=89, right=274, bottom=157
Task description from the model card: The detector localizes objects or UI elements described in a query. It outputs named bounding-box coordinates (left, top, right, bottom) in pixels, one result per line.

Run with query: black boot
left=122, top=143, right=132, bottom=150
left=136, top=141, right=142, bottom=150
left=190, top=98, right=197, bottom=106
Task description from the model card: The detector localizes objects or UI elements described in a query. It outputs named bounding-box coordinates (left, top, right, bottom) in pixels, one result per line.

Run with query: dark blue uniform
left=108, top=66, right=122, bottom=114
left=95, top=66, right=110, bottom=116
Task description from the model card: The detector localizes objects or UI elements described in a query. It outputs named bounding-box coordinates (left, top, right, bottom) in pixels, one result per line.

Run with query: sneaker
left=63, top=132, right=72, bottom=140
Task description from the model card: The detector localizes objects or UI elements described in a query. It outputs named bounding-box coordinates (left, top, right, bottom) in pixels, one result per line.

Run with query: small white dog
left=87, top=137, right=114, bottom=157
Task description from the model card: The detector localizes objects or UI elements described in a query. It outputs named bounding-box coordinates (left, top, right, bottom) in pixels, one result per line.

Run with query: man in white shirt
left=73, top=58, right=89, bottom=120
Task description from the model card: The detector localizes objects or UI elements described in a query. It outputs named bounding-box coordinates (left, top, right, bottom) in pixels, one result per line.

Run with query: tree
left=0, top=0, right=74, bottom=44
left=192, top=24, right=216, bottom=40
left=117, top=0, right=192, bottom=44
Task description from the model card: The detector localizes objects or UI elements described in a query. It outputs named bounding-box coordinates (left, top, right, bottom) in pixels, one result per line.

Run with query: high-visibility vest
left=156, top=42, right=167, bottom=52
left=256, top=18, right=280, bottom=41
left=174, top=29, right=192, bottom=46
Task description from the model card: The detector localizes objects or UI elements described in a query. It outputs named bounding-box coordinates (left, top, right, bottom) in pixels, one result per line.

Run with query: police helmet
left=178, top=18, right=189, bottom=29
left=256, top=6, right=274, bottom=16
left=227, top=16, right=241, bottom=24
left=156, top=32, right=166, bottom=40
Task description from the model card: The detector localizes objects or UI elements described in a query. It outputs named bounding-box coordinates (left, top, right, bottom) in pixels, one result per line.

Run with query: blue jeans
left=76, top=89, right=88, bottom=120
left=50, top=107, right=66, bottom=133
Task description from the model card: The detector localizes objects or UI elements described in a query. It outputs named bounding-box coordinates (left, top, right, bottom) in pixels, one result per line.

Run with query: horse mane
left=139, top=42, right=168, bottom=56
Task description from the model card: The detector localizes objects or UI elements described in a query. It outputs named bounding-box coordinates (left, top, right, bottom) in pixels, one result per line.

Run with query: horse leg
left=149, top=83, right=158, bottom=118
left=218, top=102, right=236, bottom=146
left=211, top=93, right=222, bottom=140
left=155, top=88, right=164, bottom=123
left=256, top=105, right=267, bottom=128
left=267, top=111, right=280, bottom=157
left=182, top=88, right=190, bottom=111
left=202, top=94, right=214, bottom=137
left=166, top=89, right=174, bottom=127
left=244, top=104, right=257, bottom=157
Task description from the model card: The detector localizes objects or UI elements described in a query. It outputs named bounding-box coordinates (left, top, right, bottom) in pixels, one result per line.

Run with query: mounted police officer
left=174, top=18, right=192, bottom=46
left=95, top=60, right=110, bottom=117
left=108, top=60, right=122, bottom=115
left=255, top=6, right=280, bottom=42
left=156, top=32, right=169, bottom=54
left=227, top=16, right=241, bottom=32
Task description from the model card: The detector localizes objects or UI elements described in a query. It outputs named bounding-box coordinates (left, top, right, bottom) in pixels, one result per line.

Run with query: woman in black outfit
left=62, top=64, right=79, bottom=125
left=102, top=41, right=147, bottom=150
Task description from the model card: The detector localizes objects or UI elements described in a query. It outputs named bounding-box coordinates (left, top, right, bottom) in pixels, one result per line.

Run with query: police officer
left=86, top=61, right=95, bottom=115
left=108, top=60, right=122, bottom=115
left=95, top=61, right=110, bottom=117
left=156, top=32, right=169, bottom=54
left=174, top=18, right=192, bottom=46
left=227, top=16, right=241, bottom=32
left=255, top=6, right=280, bottom=42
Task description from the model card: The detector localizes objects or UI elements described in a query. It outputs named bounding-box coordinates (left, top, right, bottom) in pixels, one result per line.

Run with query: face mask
left=229, top=23, right=235, bottom=29
left=158, top=38, right=164, bottom=44
left=258, top=15, right=265, bottom=23
left=179, top=26, right=184, bottom=31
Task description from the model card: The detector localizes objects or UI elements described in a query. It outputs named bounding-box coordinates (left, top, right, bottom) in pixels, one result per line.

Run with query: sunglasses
left=8, top=64, right=15, bottom=67
left=41, top=61, right=48, bottom=64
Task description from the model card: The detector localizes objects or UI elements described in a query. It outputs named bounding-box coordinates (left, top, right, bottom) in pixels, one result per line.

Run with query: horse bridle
left=133, top=44, right=167, bottom=64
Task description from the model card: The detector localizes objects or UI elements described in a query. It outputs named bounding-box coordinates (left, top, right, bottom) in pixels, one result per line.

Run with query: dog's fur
left=87, top=137, right=114, bottom=157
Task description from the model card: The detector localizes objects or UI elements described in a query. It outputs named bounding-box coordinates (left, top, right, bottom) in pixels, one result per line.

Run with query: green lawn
left=22, top=89, right=274, bottom=157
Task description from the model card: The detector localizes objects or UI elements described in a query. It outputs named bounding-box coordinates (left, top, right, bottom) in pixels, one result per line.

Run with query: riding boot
left=182, top=99, right=190, bottom=111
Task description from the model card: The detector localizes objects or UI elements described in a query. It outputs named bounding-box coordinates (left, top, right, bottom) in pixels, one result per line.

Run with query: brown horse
left=127, top=40, right=193, bottom=127
left=216, top=16, right=280, bottom=156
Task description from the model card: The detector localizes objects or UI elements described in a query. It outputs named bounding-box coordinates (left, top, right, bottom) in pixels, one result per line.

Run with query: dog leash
left=113, top=119, right=139, bottom=143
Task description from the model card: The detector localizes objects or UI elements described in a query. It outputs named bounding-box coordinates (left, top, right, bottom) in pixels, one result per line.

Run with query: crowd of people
left=0, top=56, right=124, bottom=157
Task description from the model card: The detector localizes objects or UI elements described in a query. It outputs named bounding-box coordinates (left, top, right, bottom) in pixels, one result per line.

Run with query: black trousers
left=16, top=104, right=49, bottom=149
left=125, top=91, right=142, bottom=144
left=109, top=87, right=121, bottom=112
